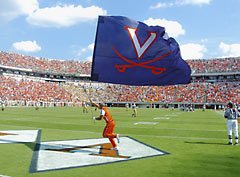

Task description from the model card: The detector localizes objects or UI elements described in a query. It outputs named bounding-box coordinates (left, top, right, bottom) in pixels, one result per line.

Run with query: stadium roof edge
left=191, top=72, right=240, bottom=76
left=0, top=65, right=32, bottom=72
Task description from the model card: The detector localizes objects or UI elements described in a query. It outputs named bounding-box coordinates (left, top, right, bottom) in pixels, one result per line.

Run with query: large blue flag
left=91, top=16, right=191, bottom=86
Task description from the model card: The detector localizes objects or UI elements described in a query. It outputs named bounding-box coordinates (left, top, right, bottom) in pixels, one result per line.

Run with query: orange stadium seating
left=0, top=51, right=239, bottom=105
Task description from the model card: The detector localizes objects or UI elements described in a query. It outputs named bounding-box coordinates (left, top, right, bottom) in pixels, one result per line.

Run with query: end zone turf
left=0, top=107, right=240, bottom=177
left=30, top=136, right=169, bottom=173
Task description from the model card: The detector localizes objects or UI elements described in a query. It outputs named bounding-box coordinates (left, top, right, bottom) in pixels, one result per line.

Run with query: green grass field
left=0, top=107, right=240, bottom=177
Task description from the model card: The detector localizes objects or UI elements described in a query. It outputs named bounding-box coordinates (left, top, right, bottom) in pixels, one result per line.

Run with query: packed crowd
left=186, top=57, right=240, bottom=74
left=0, top=51, right=91, bottom=74
left=206, top=82, right=240, bottom=103
left=0, top=50, right=239, bottom=105
left=1, top=51, right=240, bottom=74
left=175, top=83, right=207, bottom=103
left=0, top=76, right=72, bottom=102
left=0, top=75, right=239, bottom=104
left=83, top=82, right=239, bottom=104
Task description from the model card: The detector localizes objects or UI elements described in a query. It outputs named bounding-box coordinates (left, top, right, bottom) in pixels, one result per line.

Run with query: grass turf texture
left=0, top=107, right=240, bottom=177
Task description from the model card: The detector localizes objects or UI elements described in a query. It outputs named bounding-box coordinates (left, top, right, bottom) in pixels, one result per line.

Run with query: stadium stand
left=206, top=82, right=240, bottom=104
left=175, top=83, right=207, bottom=103
left=1, top=51, right=240, bottom=75
left=186, top=57, right=240, bottom=74
left=0, top=51, right=239, bottom=108
left=0, top=51, right=91, bottom=74
left=0, top=75, right=73, bottom=106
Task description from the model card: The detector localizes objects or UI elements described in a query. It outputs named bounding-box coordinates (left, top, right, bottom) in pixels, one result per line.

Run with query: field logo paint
left=30, top=136, right=169, bottom=173
left=0, top=133, right=16, bottom=136
left=0, top=130, right=169, bottom=173
left=0, top=130, right=39, bottom=144
left=46, top=143, right=130, bottom=159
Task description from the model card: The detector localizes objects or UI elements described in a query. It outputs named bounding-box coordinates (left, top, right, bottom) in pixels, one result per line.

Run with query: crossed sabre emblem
left=113, top=26, right=172, bottom=75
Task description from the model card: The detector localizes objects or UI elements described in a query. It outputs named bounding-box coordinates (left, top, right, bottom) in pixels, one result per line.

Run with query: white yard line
left=216, top=111, right=224, bottom=116
left=0, top=123, right=227, bottom=133
left=126, top=134, right=227, bottom=141
left=0, top=124, right=227, bottom=141
left=0, top=124, right=98, bottom=134
left=134, top=122, right=158, bottom=125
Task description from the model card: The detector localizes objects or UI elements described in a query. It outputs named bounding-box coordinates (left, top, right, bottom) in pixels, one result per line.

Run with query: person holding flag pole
left=89, top=15, right=191, bottom=149
left=89, top=98, right=120, bottom=150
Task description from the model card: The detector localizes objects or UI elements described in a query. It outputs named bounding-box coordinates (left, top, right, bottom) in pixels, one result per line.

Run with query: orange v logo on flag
left=124, top=26, right=157, bottom=60
left=112, top=26, right=171, bottom=75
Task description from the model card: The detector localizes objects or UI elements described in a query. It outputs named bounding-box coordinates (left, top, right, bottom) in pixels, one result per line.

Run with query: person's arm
left=93, top=114, right=103, bottom=121
left=89, top=98, right=100, bottom=109
left=95, top=115, right=104, bottom=120
left=224, top=109, right=229, bottom=119
left=93, top=108, right=105, bottom=121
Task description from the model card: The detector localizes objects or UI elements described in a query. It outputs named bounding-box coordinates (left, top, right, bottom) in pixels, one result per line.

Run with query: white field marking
left=117, top=126, right=227, bottom=132
left=164, top=115, right=177, bottom=116
left=216, top=111, right=224, bottom=116
left=153, top=117, right=170, bottom=120
left=40, top=126, right=226, bottom=132
left=0, top=175, right=12, bottom=177
left=0, top=130, right=39, bottom=144
left=124, top=134, right=228, bottom=141
left=0, top=123, right=226, bottom=133
left=33, top=137, right=168, bottom=172
left=0, top=118, right=92, bottom=126
left=134, top=122, right=158, bottom=125
left=175, top=112, right=182, bottom=114
left=47, top=126, right=223, bottom=132
left=0, top=124, right=99, bottom=134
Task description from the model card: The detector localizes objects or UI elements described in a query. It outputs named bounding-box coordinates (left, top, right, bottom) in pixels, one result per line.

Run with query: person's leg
left=233, top=120, right=239, bottom=145
left=103, top=122, right=117, bottom=148
left=227, top=120, right=233, bottom=145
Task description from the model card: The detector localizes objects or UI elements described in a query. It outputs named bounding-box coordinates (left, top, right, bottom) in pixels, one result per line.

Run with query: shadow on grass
left=24, top=142, right=37, bottom=151
left=0, top=139, right=38, bottom=150
left=184, top=141, right=228, bottom=146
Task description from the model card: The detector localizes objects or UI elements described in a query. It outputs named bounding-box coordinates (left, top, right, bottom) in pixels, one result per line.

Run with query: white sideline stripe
left=216, top=111, right=224, bottom=116
left=134, top=122, right=158, bottom=125
left=165, top=128, right=226, bottom=132
left=0, top=128, right=227, bottom=142
left=127, top=134, right=228, bottom=141
left=0, top=124, right=98, bottom=134
left=153, top=117, right=170, bottom=120
left=0, top=123, right=227, bottom=133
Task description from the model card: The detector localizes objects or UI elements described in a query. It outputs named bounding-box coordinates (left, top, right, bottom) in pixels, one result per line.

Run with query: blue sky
left=0, top=0, right=240, bottom=61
